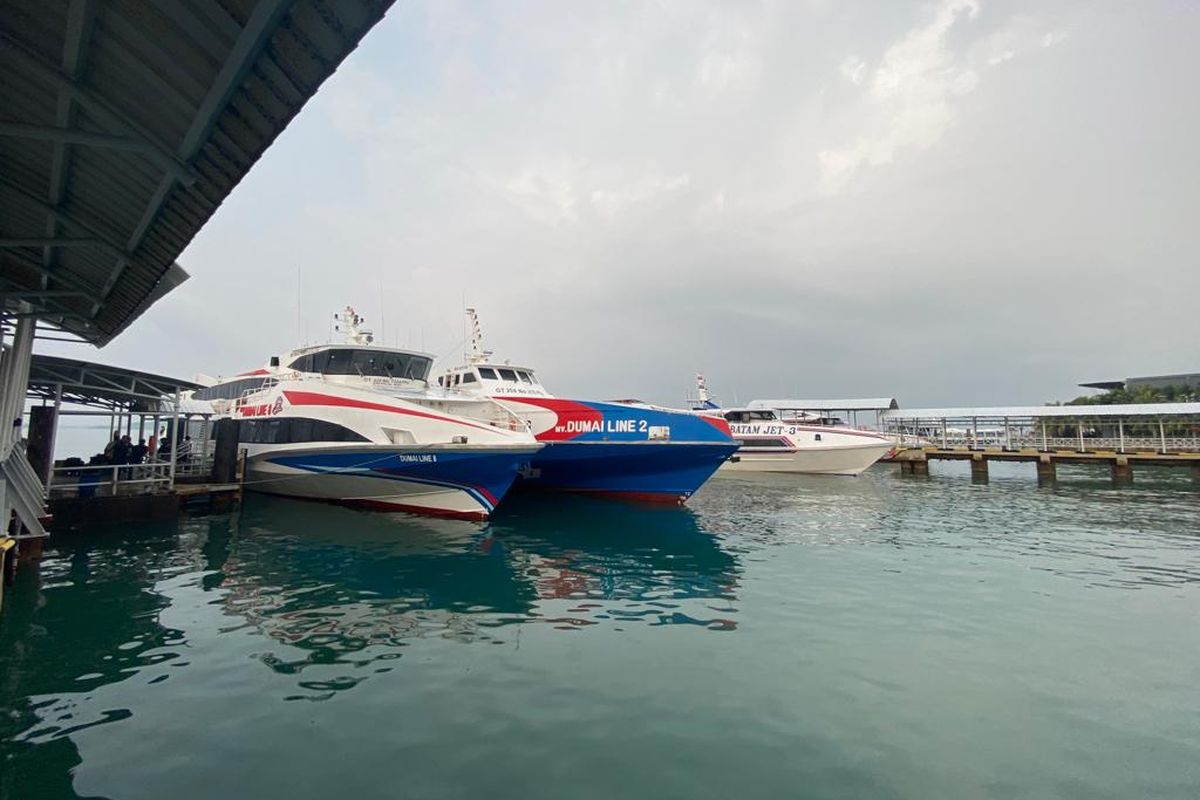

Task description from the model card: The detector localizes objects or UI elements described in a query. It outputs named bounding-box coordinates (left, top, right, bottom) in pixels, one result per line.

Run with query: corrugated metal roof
left=27, top=353, right=199, bottom=409
left=749, top=398, right=900, bottom=412
left=1, top=0, right=395, bottom=345
left=881, top=404, right=1200, bottom=420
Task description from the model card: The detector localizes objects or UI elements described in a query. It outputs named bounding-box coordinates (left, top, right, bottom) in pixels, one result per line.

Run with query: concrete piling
left=1036, top=458, right=1056, bottom=486
left=970, top=456, right=988, bottom=483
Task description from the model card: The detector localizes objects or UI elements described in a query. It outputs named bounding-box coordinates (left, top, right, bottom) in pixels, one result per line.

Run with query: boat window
left=239, top=417, right=368, bottom=443
left=436, top=376, right=444, bottom=386
left=193, top=376, right=270, bottom=402
left=288, top=353, right=314, bottom=372
left=498, top=368, right=518, bottom=381
left=462, top=373, right=477, bottom=384
left=738, top=438, right=791, bottom=448
left=478, top=367, right=498, bottom=380
left=291, top=348, right=432, bottom=380
left=289, top=419, right=313, bottom=443
left=724, top=411, right=747, bottom=422
left=517, top=371, right=533, bottom=383
left=751, top=411, right=776, bottom=421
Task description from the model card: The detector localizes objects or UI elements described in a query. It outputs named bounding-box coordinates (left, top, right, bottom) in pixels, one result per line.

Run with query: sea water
left=2, top=463, right=1198, bottom=799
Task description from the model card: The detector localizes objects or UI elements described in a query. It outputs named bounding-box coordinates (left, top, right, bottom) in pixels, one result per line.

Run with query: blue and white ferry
left=433, top=310, right=737, bottom=503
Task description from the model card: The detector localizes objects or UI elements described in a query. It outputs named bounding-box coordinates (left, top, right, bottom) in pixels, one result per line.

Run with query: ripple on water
left=0, top=472, right=1198, bottom=800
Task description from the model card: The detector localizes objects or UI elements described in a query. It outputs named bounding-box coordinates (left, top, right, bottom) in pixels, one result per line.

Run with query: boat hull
left=720, top=441, right=892, bottom=476
left=519, top=441, right=739, bottom=503
left=243, top=445, right=539, bottom=520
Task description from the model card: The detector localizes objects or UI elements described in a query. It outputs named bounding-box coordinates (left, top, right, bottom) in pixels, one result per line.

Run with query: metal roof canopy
left=882, top=404, right=1200, bottom=421
left=750, top=398, right=900, bottom=412
left=1, top=0, right=395, bottom=345
left=26, top=353, right=199, bottom=410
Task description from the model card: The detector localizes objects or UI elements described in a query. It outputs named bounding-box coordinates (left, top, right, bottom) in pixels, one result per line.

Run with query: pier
left=880, top=404, right=1200, bottom=485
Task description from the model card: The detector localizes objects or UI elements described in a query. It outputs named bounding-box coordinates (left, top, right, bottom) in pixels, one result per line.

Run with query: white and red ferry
left=189, top=310, right=541, bottom=520
left=690, top=375, right=892, bottom=476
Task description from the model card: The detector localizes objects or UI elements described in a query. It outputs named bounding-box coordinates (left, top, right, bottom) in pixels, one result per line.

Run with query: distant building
left=1079, top=373, right=1200, bottom=392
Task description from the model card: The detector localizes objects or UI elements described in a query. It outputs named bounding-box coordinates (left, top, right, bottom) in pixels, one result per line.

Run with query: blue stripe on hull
left=520, top=442, right=737, bottom=501
left=265, top=449, right=534, bottom=512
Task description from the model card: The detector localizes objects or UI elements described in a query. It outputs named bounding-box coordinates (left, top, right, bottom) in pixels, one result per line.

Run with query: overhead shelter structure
left=1, top=0, right=397, bottom=539
left=880, top=403, right=1200, bottom=454
left=24, top=354, right=204, bottom=500
left=748, top=398, right=900, bottom=430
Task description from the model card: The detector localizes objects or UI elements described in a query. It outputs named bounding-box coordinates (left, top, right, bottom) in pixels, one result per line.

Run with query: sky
left=46, top=0, right=1200, bottom=408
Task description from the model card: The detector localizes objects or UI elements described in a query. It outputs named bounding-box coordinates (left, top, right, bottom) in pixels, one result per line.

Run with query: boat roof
left=284, top=342, right=437, bottom=361
left=881, top=403, right=1200, bottom=420
left=750, top=398, right=900, bottom=412
left=456, top=362, right=538, bottom=374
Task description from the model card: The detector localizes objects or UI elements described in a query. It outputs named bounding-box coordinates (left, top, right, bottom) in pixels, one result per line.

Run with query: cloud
left=58, top=0, right=1198, bottom=412
left=840, top=56, right=867, bottom=85
left=1041, top=30, right=1068, bottom=48
left=818, top=0, right=982, bottom=194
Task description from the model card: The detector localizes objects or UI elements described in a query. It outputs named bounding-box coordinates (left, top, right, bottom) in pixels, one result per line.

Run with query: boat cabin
left=192, top=345, right=434, bottom=402
left=283, top=345, right=432, bottom=382
left=437, top=363, right=552, bottom=397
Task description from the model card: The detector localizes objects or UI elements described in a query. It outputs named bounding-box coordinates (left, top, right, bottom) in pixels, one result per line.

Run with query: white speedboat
left=189, top=310, right=541, bottom=520
left=690, top=376, right=892, bottom=476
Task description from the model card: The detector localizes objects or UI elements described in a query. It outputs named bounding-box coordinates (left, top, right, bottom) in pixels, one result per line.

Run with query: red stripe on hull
left=258, top=490, right=490, bottom=521
left=282, top=389, right=497, bottom=434
left=698, top=415, right=732, bottom=436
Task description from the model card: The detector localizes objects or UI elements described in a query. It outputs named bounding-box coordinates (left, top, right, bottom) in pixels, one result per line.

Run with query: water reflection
left=214, top=495, right=741, bottom=692
left=0, top=518, right=193, bottom=798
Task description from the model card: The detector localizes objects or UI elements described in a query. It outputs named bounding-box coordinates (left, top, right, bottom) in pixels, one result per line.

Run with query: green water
left=3, top=464, right=1198, bottom=799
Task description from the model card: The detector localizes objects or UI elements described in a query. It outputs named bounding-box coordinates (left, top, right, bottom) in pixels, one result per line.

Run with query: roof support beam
left=0, top=174, right=129, bottom=255
left=91, top=0, right=293, bottom=319
left=178, top=0, right=295, bottom=160
left=42, top=0, right=97, bottom=289
left=0, top=237, right=107, bottom=249
left=0, top=290, right=89, bottom=299
left=0, top=121, right=154, bottom=153
left=0, top=29, right=199, bottom=186
left=89, top=0, right=292, bottom=320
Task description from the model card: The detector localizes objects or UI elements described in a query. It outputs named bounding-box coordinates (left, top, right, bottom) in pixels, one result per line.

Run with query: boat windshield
left=288, top=348, right=432, bottom=380
left=724, top=410, right=777, bottom=423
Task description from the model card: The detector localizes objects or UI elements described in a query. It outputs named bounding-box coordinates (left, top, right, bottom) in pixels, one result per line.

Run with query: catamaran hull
left=721, top=441, right=892, bottom=476
left=243, top=445, right=539, bottom=521
left=519, top=441, right=739, bottom=503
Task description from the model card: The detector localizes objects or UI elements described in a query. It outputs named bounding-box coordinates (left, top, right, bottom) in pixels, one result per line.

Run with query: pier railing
left=45, top=451, right=216, bottom=499
left=881, top=403, right=1200, bottom=456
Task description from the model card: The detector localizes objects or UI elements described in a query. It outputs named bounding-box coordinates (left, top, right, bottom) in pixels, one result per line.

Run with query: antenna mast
left=465, top=307, right=493, bottom=365
left=333, top=305, right=374, bottom=345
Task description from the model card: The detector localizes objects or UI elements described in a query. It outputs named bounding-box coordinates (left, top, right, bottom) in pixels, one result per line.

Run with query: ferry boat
left=689, top=375, right=893, bottom=475
left=432, top=309, right=738, bottom=503
left=189, top=311, right=541, bottom=520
